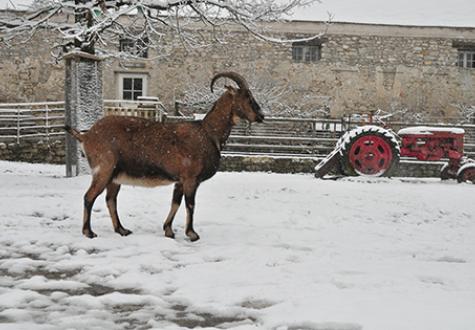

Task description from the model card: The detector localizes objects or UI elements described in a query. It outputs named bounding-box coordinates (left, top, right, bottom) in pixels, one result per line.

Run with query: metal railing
left=0, top=101, right=65, bottom=143
left=1, top=101, right=474, bottom=159
left=0, top=100, right=167, bottom=143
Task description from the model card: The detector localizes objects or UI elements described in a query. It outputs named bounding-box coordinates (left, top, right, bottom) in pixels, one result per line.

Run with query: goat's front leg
left=163, top=183, right=183, bottom=239
left=106, top=183, right=132, bottom=236
left=183, top=179, right=200, bottom=242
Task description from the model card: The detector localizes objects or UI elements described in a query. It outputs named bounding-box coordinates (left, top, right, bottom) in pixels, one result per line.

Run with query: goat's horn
left=210, top=71, right=250, bottom=93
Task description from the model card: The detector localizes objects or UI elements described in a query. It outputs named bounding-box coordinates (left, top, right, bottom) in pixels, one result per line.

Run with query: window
left=119, top=37, right=148, bottom=58
left=292, top=45, right=321, bottom=63
left=457, top=50, right=475, bottom=68
left=292, top=39, right=322, bottom=63
left=453, top=41, right=475, bottom=69
left=117, top=73, right=148, bottom=100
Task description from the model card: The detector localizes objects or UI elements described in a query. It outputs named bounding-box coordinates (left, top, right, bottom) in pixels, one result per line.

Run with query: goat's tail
left=63, top=125, right=84, bottom=142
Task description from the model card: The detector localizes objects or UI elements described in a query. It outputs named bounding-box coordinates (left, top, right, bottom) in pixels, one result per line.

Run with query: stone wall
left=220, top=154, right=445, bottom=178
left=102, top=21, right=475, bottom=118
left=0, top=138, right=65, bottom=164
left=0, top=31, right=64, bottom=103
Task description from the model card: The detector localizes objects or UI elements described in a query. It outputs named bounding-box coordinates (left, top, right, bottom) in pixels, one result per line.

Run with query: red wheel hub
left=460, top=167, right=475, bottom=183
left=349, top=135, right=394, bottom=176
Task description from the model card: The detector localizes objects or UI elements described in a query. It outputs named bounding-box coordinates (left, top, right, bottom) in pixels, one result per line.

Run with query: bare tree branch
left=1, top=0, right=324, bottom=58
left=452, top=103, right=475, bottom=124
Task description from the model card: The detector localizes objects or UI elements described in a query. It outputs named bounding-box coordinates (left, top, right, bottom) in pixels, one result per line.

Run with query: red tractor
left=315, top=125, right=475, bottom=183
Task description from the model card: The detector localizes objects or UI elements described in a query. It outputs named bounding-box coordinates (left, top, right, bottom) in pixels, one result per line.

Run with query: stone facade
left=0, top=30, right=64, bottom=103
left=1, top=21, right=475, bottom=118
left=106, top=22, right=475, bottom=119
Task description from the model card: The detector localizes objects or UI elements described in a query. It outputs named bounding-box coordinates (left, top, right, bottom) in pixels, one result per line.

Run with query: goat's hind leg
left=183, top=179, right=200, bottom=242
left=83, top=173, right=112, bottom=238
left=106, top=182, right=132, bottom=236
left=163, top=183, right=183, bottom=239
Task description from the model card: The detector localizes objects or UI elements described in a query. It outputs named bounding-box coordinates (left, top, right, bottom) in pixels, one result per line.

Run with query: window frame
left=291, top=39, right=322, bottom=63
left=457, top=49, right=475, bottom=69
left=119, top=37, right=149, bottom=58
left=116, top=73, right=148, bottom=101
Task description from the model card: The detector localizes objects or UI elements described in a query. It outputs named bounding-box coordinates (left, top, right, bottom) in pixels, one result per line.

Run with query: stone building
left=1, top=20, right=475, bottom=119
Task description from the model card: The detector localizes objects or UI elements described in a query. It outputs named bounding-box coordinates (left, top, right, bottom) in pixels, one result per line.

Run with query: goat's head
left=210, top=72, right=264, bottom=123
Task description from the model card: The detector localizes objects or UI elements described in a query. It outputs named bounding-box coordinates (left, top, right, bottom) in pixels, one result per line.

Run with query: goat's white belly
left=113, top=173, right=175, bottom=187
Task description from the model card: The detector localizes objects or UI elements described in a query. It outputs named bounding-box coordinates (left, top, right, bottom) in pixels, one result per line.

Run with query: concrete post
left=64, top=51, right=103, bottom=177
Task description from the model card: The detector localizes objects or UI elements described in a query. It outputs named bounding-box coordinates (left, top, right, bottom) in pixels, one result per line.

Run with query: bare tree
left=1, top=0, right=323, bottom=58
left=178, top=77, right=330, bottom=118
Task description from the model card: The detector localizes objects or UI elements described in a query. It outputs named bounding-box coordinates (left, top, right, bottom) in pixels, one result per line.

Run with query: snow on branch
left=0, top=0, right=324, bottom=59
left=372, top=107, right=427, bottom=125
left=453, top=103, right=475, bottom=124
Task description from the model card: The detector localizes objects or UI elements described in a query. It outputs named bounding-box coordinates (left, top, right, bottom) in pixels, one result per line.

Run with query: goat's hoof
left=186, top=231, right=200, bottom=242
left=83, top=230, right=97, bottom=239
left=116, top=227, right=132, bottom=236
left=164, top=227, right=175, bottom=239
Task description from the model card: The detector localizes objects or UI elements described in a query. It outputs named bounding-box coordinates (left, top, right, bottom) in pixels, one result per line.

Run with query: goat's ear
left=224, top=85, right=237, bottom=95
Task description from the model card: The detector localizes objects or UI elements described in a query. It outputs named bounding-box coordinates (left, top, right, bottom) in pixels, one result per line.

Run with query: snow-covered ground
left=0, top=160, right=474, bottom=330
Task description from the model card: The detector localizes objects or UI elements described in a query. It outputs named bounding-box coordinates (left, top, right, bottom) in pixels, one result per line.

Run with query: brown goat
left=65, top=72, right=264, bottom=241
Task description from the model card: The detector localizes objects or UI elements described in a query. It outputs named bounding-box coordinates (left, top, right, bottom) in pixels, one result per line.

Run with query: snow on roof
left=398, top=126, right=465, bottom=135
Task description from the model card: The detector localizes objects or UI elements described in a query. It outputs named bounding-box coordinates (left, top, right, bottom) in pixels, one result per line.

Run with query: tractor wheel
left=456, top=164, right=475, bottom=183
left=440, top=164, right=450, bottom=180
left=440, top=161, right=459, bottom=180
left=339, top=126, right=400, bottom=177
left=440, top=163, right=454, bottom=180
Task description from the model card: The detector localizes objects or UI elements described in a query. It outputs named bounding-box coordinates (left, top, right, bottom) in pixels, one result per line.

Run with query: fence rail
left=103, top=99, right=167, bottom=122
left=0, top=102, right=65, bottom=144
left=1, top=101, right=475, bottom=159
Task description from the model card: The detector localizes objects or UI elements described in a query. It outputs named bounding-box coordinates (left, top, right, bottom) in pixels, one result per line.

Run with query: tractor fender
left=339, top=125, right=400, bottom=154
left=456, top=158, right=475, bottom=183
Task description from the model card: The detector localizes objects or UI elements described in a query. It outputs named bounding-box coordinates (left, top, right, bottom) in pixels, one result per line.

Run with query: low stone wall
left=220, top=154, right=445, bottom=178
left=221, top=155, right=317, bottom=174
left=395, top=160, right=446, bottom=178
left=0, top=138, right=65, bottom=164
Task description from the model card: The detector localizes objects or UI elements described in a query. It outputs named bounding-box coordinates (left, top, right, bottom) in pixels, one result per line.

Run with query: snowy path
left=0, top=161, right=474, bottom=330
